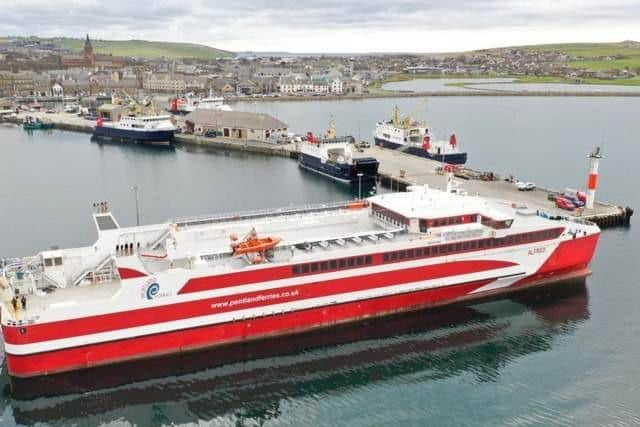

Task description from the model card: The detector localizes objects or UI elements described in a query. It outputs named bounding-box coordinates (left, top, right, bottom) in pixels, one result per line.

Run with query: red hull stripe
left=178, top=228, right=564, bottom=294
left=117, top=267, right=147, bottom=279
left=3, top=260, right=515, bottom=346
left=6, top=278, right=495, bottom=377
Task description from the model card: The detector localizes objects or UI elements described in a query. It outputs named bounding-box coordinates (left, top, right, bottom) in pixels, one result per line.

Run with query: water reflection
left=3, top=280, right=589, bottom=426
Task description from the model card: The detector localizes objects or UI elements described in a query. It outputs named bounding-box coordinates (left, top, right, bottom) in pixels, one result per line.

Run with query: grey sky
left=2, top=0, right=639, bottom=53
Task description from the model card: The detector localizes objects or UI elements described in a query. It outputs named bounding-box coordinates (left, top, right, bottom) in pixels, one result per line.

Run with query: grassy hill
left=516, top=41, right=640, bottom=71
left=51, top=37, right=232, bottom=60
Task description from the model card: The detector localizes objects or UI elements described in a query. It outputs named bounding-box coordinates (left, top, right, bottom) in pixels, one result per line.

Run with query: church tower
left=83, top=34, right=95, bottom=66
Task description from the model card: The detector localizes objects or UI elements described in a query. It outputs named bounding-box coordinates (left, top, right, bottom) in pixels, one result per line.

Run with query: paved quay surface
left=360, top=145, right=626, bottom=221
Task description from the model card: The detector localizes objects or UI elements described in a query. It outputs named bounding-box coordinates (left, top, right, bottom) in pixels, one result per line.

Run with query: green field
left=53, top=38, right=232, bottom=60
left=518, top=42, right=640, bottom=71
left=0, top=36, right=231, bottom=60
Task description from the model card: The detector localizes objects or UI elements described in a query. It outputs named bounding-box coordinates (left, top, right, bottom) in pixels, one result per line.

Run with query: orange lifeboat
left=232, top=236, right=282, bottom=256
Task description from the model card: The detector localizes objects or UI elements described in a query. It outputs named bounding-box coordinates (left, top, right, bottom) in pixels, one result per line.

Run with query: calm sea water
left=381, top=78, right=640, bottom=94
left=0, top=94, right=638, bottom=426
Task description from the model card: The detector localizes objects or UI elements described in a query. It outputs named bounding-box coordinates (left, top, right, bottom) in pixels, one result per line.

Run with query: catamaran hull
left=3, top=233, right=598, bottom=378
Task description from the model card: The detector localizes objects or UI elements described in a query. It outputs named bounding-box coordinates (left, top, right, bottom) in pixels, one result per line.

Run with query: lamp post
left=357, top=173, right=363, bottom=200
left=132, top=185, right=140, bottom=226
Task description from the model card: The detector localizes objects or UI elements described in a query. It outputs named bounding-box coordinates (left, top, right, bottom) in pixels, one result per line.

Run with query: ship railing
left=564, top=216, right=596, bottom=226
left=197, top=226, right=406, bottom=261
left=174, top=200, right=370, bottom=228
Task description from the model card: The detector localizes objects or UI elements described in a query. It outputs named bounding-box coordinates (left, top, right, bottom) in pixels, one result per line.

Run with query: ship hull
left=92, top=127, right=174, bottom=146
left=298, top=153, right=379, bottom=184
left=4, top=233, right=599, bottom=378
left=374, top=137, right=467, bottom=164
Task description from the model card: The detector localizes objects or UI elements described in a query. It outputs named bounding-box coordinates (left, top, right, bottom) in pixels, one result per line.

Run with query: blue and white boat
left=92, top=115, right=177, bottom=146
left=299, top=122, right=379, bottom=185
left=374, top=106, right=467, bottom=164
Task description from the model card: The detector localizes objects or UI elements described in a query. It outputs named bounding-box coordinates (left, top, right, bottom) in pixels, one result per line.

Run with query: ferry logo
left=141, top=278, right=164, bottom=300
left=146, top=282, right=160, bottom=299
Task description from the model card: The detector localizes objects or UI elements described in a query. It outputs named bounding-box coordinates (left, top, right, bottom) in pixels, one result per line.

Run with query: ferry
left=374, top=106, right=467, bottom=164
left=0, top=187, right=600, bottom=378
left=299, top=120, right=379, bottom=184
left=92, top=115, right=177, bottom=146
left=170, top=95, right=232, bottom=114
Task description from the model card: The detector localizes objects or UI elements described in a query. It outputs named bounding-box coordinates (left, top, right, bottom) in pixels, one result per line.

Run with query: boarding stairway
left=71, top=253, right=117, bottom=286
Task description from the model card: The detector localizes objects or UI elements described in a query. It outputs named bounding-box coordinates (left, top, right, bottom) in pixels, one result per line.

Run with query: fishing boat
left=299, top=118, right=379, bottom=184
left=0, top=186, right=600, bottom=378
left=92, top=114, right=176, bottom=146
left=374, top=106, right=467, bottom=164
left=22, top=116, right=54, bottom=130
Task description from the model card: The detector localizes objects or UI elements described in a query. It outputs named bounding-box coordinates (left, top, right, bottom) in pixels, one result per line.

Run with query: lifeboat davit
left=232, top=236, right=282, bottom=256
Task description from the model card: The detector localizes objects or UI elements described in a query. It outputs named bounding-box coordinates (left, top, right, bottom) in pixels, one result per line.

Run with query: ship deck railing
left=197, top=226, right=407, bottom=263
left=174, top=200, right=370, bottom=229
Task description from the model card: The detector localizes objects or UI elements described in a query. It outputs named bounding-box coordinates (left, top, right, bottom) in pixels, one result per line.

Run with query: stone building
left=182, top=110, right=288, bottom=141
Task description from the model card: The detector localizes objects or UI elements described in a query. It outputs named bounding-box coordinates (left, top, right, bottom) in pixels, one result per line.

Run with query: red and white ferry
left=0, top=187, right=600, bottom=378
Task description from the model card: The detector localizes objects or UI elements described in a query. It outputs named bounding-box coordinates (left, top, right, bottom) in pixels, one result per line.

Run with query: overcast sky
left=2, top=0, right=640, bottom=53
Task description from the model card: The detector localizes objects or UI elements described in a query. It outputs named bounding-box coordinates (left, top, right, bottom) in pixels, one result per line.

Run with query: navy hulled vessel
left=299, top=119, right=379, bottom=184
left=92, top=115, right=177, bottom=146
left=374, top=106, right=467, bottom=164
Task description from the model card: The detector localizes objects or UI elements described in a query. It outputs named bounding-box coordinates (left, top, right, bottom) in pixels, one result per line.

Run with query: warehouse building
left=182, top=110, right=288, bottom=142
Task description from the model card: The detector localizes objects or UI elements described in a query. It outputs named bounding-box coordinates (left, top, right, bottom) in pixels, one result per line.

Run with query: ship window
left=302, top=264, right=309, bottom=274
left=347, top=258, right=355, bottom=267
left=292, top=265, right=300, bottom=275
left=448, top=244, right=455, bottom=252
left=320, top=261, right=328, bottom=271
left=455, top=243, right=462, bottom=252
left=399, top=251, right=405, bottom=260
left=506, top=236, right=513, bottom=245
left=339, top=259, right=346, bottom=268
left=54, top=257, right=63, bottom=266
left=365, top=255, right=373, bottom=265
left=330, top=260, right=337, bottom=270
left=44, top=258, right=53, bottom=267
left=424, top=247, right=430, bottom=256
left=383, top=253, right=389, bottom=262
left=356, top=257, right=364, bottom=266
left=407, top=249, right=414, bottom=258
left=391, top=252, right=397, bottom=261
left=311, top=263, right=319, bottom=272
left=463, top=242, right=469, bottom=250
left=415, top=248, right=422, bottom=257
left=455, top=217, right=462, bottom=224
left=479, top=240, right=485, bottom=248
left=439, top=245, right=446, bottom=254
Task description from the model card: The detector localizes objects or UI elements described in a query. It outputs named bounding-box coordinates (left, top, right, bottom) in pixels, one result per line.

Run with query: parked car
left=556, top=197, right=576, bottom=211
left=516, top=181, right=536, bottom=191
left=547, top=192, right=560, bottom=202
left=576, top=191, right=587, bottom=203
left=563, top=193, right=585, bottom=208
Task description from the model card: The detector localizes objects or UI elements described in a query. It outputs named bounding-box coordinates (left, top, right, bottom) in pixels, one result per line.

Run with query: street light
left=132, top=185, right=140, bottom=226
left=357, top=173, right=363, bottom=200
